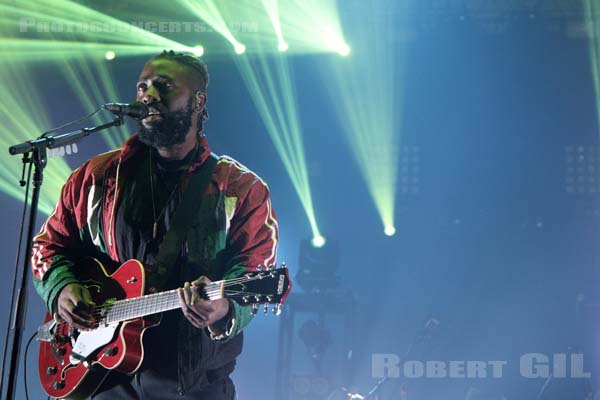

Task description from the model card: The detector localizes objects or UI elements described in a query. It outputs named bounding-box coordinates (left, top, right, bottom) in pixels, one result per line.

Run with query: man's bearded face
left=137, top=97, right=194, bottom=148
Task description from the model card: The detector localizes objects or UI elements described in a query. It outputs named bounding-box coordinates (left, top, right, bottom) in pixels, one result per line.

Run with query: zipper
left=98, top=167, right=110, bottom=253
left=108, top=156, right=122, bottom=251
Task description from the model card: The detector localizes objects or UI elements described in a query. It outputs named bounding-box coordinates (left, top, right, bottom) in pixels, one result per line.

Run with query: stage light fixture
left=311, top=235, right=326, bottom=248
left=565, top=145, right=600, bottom=194
left=384, top=226, right=396, bottom=236
left=338, top=43, right=351, bottom=56
left=104, top=51, right=115, bottom=60
left=192, top=45, right=204, bottom=57
left=278, top=41, right=289, bottom=52
left=235, top=43, right=246, bottom=55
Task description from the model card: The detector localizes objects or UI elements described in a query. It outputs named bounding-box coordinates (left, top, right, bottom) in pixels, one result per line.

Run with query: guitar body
left=37, top=257, right=291, bottom=399
left=38, top=259, right=159, bottom=400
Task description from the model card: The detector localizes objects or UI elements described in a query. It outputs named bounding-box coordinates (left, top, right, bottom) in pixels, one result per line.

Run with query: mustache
left=146, top=103, right=168, bottom=115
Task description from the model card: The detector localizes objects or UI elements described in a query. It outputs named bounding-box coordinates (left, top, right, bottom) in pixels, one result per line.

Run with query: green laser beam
left=234, top=50, right=323, bottom=240
left=320, top=1, right=406, bottom=232
left=585, top=0, right=600, bottom=137
left=176, top=0, right=245, bottom=52
left=59, top=56, right=131, bottom=149
left=169, top=0, right=347, bottom=55
left=1, top=0, right=198, bottom=62
left=0, top=62, right=72, bottom=215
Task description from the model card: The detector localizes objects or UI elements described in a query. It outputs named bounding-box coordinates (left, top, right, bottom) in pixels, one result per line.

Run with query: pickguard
left=69, top=323, right=119, bottom=365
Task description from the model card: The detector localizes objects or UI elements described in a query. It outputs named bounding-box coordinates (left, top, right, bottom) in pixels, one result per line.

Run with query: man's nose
left=142, top=84, right=161, bottom=104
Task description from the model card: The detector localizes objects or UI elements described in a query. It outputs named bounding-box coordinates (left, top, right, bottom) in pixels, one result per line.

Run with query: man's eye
left=137, top=84, right=147, bottom=91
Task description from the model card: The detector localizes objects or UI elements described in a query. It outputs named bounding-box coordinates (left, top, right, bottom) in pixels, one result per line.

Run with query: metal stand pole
left=2, top=117, right=123, bottom=400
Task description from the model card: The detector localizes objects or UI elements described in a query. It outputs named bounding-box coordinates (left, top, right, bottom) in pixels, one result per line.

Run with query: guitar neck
left=104, top=282, right=223, bottom=324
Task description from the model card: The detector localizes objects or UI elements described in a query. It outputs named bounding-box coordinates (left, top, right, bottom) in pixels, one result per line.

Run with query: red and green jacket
left=31, top=134, right=279, bottom=342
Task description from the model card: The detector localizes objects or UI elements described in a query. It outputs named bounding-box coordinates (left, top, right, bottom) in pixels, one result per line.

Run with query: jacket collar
left=120, top=133, right=212, bottom=173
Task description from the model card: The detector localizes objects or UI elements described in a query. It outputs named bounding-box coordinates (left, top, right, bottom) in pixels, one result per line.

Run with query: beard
left=138, top=98, right=195, bottom=148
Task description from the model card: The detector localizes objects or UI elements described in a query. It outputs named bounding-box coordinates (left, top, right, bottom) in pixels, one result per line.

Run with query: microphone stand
left=2, top=116, right=123, bottom=400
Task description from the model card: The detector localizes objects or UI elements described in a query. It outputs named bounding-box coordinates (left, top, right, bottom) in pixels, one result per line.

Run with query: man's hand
left=178, top=276, right=229, bottom=329
left=55, top=283, right=96, bottom=331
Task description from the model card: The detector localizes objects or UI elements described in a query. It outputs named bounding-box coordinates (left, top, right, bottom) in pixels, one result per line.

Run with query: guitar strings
left=88, top=272, right=279, bottom=313
left=52, top=273, right=285, bottom=330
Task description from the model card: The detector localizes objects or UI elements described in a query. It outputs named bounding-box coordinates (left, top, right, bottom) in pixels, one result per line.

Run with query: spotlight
left=235, top=43, right=246, bottom=55
left=384, top=226, right=396, bottom=236
left=311, top=235, right=326, bottom=248
left=338, top=43, right=351, bottom=56
left=104, top=51, right=116, bottom=60
left=278, top=41, right=289, bottom=52
left=192, top=45, right=204, bottom=57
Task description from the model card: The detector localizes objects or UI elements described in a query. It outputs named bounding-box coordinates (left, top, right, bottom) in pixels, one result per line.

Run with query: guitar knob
left=52, top=380, right=65, bottom=390
left=256, top=264, right=264, bottom=271
left=56, top=348, right=67, bottom=356
left=104, top=347, right=118, bottom=357
left=46, top=366, right=58, bottom=375
left=281, top=262, right=286, bottom=269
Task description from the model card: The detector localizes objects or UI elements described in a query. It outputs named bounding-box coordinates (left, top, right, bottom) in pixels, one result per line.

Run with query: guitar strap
left=151, top=153, right=218, bottom=289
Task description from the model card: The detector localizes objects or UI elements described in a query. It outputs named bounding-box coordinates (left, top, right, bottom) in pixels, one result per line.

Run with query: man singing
left=31, top=50, right=279, bottom=399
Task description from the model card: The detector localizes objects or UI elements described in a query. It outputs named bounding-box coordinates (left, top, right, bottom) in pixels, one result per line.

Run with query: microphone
left=103, top=102, right=149, bottom=119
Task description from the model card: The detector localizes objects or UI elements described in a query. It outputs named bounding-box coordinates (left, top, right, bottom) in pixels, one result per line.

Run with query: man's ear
left=195, top=91, right=207, bottom=111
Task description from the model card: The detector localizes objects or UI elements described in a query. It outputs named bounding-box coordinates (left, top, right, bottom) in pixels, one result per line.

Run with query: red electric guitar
left=36, top=258, right=291, bottom=400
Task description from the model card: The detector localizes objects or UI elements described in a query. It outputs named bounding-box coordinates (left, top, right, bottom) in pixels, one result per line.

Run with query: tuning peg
left=251, top=304, right=259, bottom=315
left=273, top=303, right=282, bottom=316
left=264, top=304, right=269, bottom=314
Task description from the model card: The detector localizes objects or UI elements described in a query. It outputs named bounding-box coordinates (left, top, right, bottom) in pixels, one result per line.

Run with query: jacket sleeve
left=31, top=168, right=86, bottom=313
left=208, top=177, right=279, bottom=341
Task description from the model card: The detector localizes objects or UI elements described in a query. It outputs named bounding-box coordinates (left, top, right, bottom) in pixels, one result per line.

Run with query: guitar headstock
left=206, top=263, right=292, bottom=315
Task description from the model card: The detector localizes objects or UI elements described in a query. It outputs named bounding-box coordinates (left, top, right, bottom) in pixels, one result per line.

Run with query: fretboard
left=103, top=282, right=222, bottom=324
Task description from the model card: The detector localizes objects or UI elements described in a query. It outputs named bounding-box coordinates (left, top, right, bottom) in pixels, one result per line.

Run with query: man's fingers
left=191, top=275, right=210, bottom=287
left=191, top=285, right=201, bottom=305
left=72, top=286, right=95, bottom=313
left=79, top=287, right=95, bottom=307
left=181, top=307, right=207, bottom=328
left=178, top=287, right=209, bottom=327
left=182, top=282, right=193, bottom=305
left=59, top=304, right=93, bottom=330
left=65, top=299, right=94, bottom=325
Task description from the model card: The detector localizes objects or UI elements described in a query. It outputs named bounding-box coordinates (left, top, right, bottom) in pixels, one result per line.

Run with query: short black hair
left=151, top=50, right=209, bottom=92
